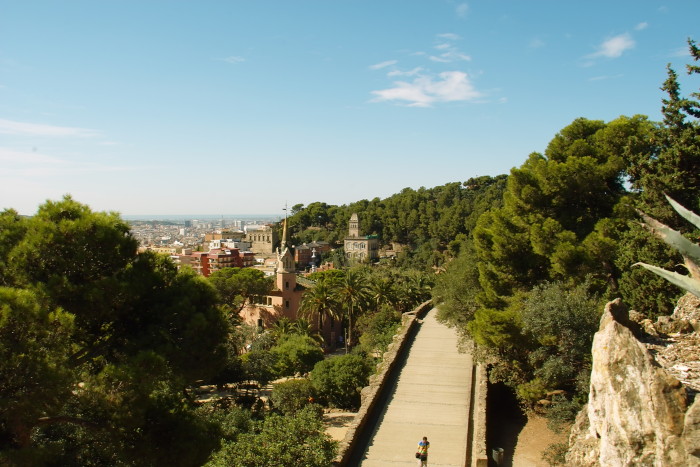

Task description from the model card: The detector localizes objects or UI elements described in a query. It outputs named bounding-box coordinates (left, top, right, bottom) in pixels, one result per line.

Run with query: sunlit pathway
left=359, top=307, right=473, bottom=466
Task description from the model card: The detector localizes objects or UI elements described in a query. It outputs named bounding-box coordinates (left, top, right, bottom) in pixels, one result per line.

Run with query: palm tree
left=336, top=268, right=371, bottom=349
left=291, top=317, right=324, bottom=345
left=368, top=275, right=397, bottom=309
left=298, top=278, right=340, bottom=340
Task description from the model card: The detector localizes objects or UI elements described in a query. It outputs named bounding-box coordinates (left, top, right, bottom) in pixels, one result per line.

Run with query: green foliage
left=285, top=176, right=507, bottom=269
left=208, top=267, right=273, bottom=314
left=270, top=378, right=317, bottom=415
left=310, top=353, right=372, bottom=410
left=433, top=240, right=482, bottom=329
left=542, top=442, right=568, bottom=467
left=356, top=304, right=401, bottom=355
left=546, top=394, right=584, bottom=434
left=521, top=281, right=601, bottom=391
left=516, top=378, right=548, bottom=405
left=618, top=41, right=700, bottom=315
left=0, top=287, right=74, bottom=451
left=241, top=350, right=278, bottom=387
left=206, top=406, right=337, bottom=467
left=271, top=334, right=324, bottom=376
left=0, top=196, right=231, bottom=464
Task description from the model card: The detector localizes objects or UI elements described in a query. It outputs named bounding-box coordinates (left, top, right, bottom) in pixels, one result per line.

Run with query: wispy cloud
left=371, top=71, right=481, bottom=107
left=635, top=22, right=648, bottom=31
left=587, top=33, right=635, bottom=59
left=220, top=56, right=245, bottom=64
left=437, top=33, right=460, bottom=41
left=0, top=146, right=139, bottom=176
left=588, top=74, right=624, bottom=81
left=369, top=60, right=398, bottom=70
left=429, top=33, right=470, bottom=63
left=0, top=119, right=98, bottom=137
left=456, top=3, right=469, bottom=18
left=529, top=38, right=545, bottom=49
left=387, top=67, right=424, bottom=77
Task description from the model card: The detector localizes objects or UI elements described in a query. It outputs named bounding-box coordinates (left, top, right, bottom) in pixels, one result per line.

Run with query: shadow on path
left=486, top=382, right=526, bottom=467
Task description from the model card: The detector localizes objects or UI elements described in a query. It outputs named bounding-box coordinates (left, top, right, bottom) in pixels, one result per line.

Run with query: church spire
left=281, top=212, right=288, bottom=249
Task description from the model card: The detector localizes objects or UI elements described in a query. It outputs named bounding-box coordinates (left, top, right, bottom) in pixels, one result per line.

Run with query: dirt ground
left=323, top=411, right=357, bottom=442
left=510, top=415, right=565, bottom=467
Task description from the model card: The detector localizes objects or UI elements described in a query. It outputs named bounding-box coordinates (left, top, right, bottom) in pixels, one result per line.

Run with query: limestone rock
left=566, top=299, right=696, bottom=466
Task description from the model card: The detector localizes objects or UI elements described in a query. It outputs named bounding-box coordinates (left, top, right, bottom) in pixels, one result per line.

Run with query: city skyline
left=2, top=1, right=699, bottom=217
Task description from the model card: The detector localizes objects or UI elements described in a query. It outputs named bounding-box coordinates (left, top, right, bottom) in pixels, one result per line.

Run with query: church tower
left=348, top=213, right=360, bottom=238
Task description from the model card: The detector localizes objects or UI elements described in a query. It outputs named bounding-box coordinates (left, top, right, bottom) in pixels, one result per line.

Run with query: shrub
left=270, top=378, right=316, bottom=415
left=271, top=334, right=324, bottom=377
left=357, top=304, right=401, bottom=355
left=310, top=353, right=372, bottom=410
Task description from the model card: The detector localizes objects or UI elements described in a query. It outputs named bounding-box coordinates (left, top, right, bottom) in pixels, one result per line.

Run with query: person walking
left=416, top=436, right=429, bottom=466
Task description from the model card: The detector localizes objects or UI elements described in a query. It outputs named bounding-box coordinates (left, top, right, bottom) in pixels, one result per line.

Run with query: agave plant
left=635, top=195, right=700, bottom=298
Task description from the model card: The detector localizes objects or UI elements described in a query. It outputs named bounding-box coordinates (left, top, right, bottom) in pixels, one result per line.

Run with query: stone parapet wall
left=472, top=362, right=488, bottom=467
left=332, top=300, right=432, bottom=466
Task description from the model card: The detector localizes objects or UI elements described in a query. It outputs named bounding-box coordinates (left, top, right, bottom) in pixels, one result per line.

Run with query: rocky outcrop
left=566, top=297, right=700, bottom=466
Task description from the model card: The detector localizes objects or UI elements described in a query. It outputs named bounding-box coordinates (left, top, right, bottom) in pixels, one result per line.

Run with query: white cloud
left=387, top=67, right=424, bottom=77
left=369, top=60, right=398, bottom=70
left=588, top=33, right=635, bottom=59
left=635, top=22, right=648, bottom=31
left=429, top=51, right=471, bottom=62
left=456, top=3, right=469, bottom=18
left=0, top=119, right=98, bottom=137
left=221, top=56, right=245, bottom=64
left=371, top=71, right=481, bottom=107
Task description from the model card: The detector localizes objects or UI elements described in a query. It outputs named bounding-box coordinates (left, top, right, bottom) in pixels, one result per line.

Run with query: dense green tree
left=208, top=267, right=273, bottom=315
left=0, top=287, right=74, bottom=451
left=271, top=334, right=324, bottom=376
left=0, top=197, right=229, bottom=465
left=206, top=406, right=336, bottom=467
left=310, top=353, right=372, bottom=410
left=241, top=350, right=278, bottom=388
left=617, top=40, right=700, bottom=315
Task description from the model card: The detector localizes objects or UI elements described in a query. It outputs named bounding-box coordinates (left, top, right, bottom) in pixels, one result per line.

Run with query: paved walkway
left=359, top=307, right=474, bottom=466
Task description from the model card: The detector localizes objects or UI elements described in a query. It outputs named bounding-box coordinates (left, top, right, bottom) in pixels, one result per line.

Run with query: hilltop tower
left=344, top=213, right=379, bottom=262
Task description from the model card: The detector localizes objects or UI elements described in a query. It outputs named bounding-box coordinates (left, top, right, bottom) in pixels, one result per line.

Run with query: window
left=285, top=300, right=290, bottom=309
left=285, top=281, right=289, bottom=290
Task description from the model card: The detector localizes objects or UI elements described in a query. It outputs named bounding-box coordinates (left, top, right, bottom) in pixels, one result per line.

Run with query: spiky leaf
left=638, top=210, right=700, bottom=273
left=666, top=194, right=700, bottom=230
left=634, top=262, right=700, bottom=298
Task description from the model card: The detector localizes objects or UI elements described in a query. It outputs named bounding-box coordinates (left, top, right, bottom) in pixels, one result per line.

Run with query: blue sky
left=1, top=1, right=698, bottom=216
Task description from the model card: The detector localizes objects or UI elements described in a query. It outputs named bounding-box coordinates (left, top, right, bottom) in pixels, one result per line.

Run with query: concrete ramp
left=359, top=308, right=473, bottom=466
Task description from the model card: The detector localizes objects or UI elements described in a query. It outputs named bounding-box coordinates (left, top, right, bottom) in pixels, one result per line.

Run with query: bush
left=206, top=406, right=337, bottom=467
left=357, top=304, right=401, bottom=355
left=270, top=378, right=316, bottom=415
left=310, top=353, right=372, bottom=410
left=271, top=334, right=324, bottom=377
left=542, top=442, right=568, bottom=466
